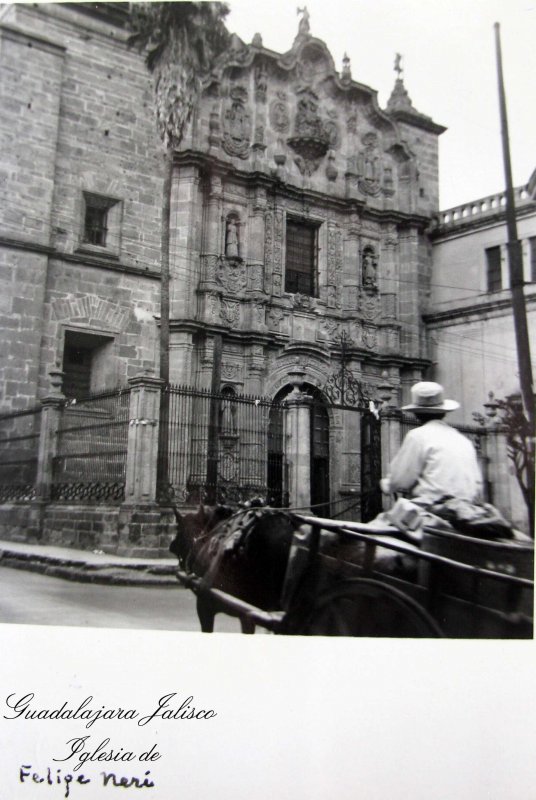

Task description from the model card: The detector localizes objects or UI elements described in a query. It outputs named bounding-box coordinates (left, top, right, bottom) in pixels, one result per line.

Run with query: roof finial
left=297, top=6, right=310, bottom=37
left=394, top=52, right=403, bottom=78
left=341, top=52, right=351, bottom=81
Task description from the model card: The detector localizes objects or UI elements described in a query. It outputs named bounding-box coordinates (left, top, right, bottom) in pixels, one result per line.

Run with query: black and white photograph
left=0, top=0, right=535, bottom=797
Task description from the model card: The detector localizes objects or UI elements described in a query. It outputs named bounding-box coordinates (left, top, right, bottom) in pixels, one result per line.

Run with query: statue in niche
left=225, top=218, right=239, bottom=258
left=362, top=248, right=378, bottom=291
left=220, top=387, right=237, bottom=435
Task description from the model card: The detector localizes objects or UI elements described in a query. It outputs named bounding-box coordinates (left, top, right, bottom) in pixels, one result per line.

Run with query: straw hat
left=401, top=381, right=459, bottom=413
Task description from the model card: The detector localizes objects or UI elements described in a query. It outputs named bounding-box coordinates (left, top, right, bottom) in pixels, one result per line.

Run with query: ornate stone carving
left=362, top=294, right=380, bottom=321
left=248, top=264, right=264, bottom=292
left=272, top=273, right=282, bottom=296
left=358, top=132, right=381, bottom=196
left=349, top=320, right=362, bottom=344
left=216, top=260, right=247, bottom=294
left=291, top=293, right=316, bottom=312
left=288, top=88, right=330, bottom=176
left=221, top=362, right=242, bottom=382
left=327, top=284, right=341, bottom=309
left=273, top=210, right=283, bottom=274
left=255, top=63, right=267, bottom=103
left=220, top=299, right=240, bottom=327
left=269, top=99, right=290, bottom=133
left=267, top=307, right=284, bottom=329
left=207, top=292, right=220, bottom=322
left=322, top=319, right=341, bottom=340
left=222, top=86, right=251, bottom=159
left=327, top=224, right=343, bottom=284
left=264, top=210, right=273, bottom=268
left=362, top=325, right=377, bottom=350
left=253, top=301, right=266, bottom=326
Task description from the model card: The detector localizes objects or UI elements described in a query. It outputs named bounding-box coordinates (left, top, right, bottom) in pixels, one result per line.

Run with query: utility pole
left=494, top=22, right=535, bottom=431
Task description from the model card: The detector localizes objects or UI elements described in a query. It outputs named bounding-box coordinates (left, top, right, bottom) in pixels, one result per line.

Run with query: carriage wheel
left=295, top=578, right=444, bottom=637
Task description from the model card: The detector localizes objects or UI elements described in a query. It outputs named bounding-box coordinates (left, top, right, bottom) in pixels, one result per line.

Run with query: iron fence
left=0, top=406, right=42, bottom=502
left=51, top=387, right=130, bottom=502
left=158, top=384, right=287, bottom=506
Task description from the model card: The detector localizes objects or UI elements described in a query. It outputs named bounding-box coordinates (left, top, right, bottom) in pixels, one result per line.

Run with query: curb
left=0, top=549, right=181, bottom=588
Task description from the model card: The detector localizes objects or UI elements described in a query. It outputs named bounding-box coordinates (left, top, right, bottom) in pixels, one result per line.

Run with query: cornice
left=424, top=290, right=536, bottom=325
left=0, top=235, right=160, bottom=280
left=174, top=150, right=433, bottom=230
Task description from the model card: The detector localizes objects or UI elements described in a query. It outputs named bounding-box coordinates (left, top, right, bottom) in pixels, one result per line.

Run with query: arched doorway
left=267, top=384, right=330, bottom=514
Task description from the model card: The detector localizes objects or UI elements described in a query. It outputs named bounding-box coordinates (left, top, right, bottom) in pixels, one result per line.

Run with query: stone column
left=28, top=369, right=65, bottom=539
left=486, top=423, right=513, bottom=522
left=379, top=407, right=402, bottom=510
left=118, top=375, right=166, bottom=557
left=34, top=369, right=65, bottom=503
left=284, top=373, right=312, bottom=510
left=342, top=213, right=360, bottom=311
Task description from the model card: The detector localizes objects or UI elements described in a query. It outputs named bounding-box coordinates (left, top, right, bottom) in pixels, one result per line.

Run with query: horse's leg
left=240, top=616, right=256, bottom=634
left=196, top=595, right=216, bottom=633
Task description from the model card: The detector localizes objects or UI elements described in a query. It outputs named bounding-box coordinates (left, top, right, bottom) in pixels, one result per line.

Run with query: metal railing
left=158, top=384, right=287, bottom=505
left=0, top=406, right=42, bottom=502
left=51, top=387, right=130, bottom=502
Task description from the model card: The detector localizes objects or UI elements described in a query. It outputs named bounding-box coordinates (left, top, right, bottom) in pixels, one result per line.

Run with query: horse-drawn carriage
left=171, top=505, right=534, bottom=638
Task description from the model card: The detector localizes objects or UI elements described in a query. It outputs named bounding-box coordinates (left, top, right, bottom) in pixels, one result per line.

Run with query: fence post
left=35, top=369, right=65, bottom=502
left=379, top=407, right=402, bottom=510
left=486, top=422, right=514, bottom=523
left=124, top=375, right=164, bottom=505
left=285, top=379, right=312, bottom=511
left=25, top=370, right=65, bottom=540
left=117, top=375, right=168, bottom=557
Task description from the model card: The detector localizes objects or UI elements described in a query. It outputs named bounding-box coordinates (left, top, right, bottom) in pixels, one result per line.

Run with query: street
left=0, top=566, right=242, bottom=633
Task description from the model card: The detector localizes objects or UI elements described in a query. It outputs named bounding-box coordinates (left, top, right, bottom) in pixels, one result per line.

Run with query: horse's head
left=170, top=504, right=234, bottom=568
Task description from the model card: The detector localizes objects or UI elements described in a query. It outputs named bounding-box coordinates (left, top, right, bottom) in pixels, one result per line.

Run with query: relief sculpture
left=222, top=86, right=251, bottom=159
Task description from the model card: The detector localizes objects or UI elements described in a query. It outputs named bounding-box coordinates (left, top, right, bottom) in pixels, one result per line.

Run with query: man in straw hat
left=381, top=381, right=483, bottom=508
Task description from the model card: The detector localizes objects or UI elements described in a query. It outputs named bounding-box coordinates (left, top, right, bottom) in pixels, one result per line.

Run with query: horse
left=170, top=504, right=297, bottom=632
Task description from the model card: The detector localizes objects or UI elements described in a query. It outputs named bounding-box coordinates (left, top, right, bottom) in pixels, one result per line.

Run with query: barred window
left=285, top=219, right=317, bottom=296
left=486, top=245, right=502, bottom=292
left=81, top=192, right=120, bottom=251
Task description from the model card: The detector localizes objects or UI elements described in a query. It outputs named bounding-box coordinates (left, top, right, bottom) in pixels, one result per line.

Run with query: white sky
left=227, top=0, right=535, bottom=210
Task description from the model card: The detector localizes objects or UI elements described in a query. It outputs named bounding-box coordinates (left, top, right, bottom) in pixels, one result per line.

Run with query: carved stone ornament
left=362, top=325, right=377, bottom=350
left=222, top=86, right=251, bottom=159
left=288, top=88, right=329, bottom=175
left=269, top=99, right=290, bottom=133
left=221, top=362, right=242, bottom=382
left=362, top=294, right=380, bottom=321
left=267, top=307, right=284, bottom=329
left=292, top=293, right=316, bottom=311
left=255, top=63, right=268, bottom=103
left=217, top=260, right=247, bottom=294
left=358, top=132, right=382, bottom=196
left=220, top=299, right=240, bottom=327
left=248, top=264, right=264, bottom=292
left=322, top=319, right=341, bottom=339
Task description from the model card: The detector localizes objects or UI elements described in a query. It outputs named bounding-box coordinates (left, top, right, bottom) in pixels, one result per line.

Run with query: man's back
left=386, top=419, right=482, bottom=505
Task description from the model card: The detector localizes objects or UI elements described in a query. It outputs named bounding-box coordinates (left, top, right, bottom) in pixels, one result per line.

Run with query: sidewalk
left=0, top=539, right=180, bottom=587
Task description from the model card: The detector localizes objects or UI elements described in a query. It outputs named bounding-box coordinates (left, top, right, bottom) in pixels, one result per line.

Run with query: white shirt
left=382, top=419, right=483, bottom=506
